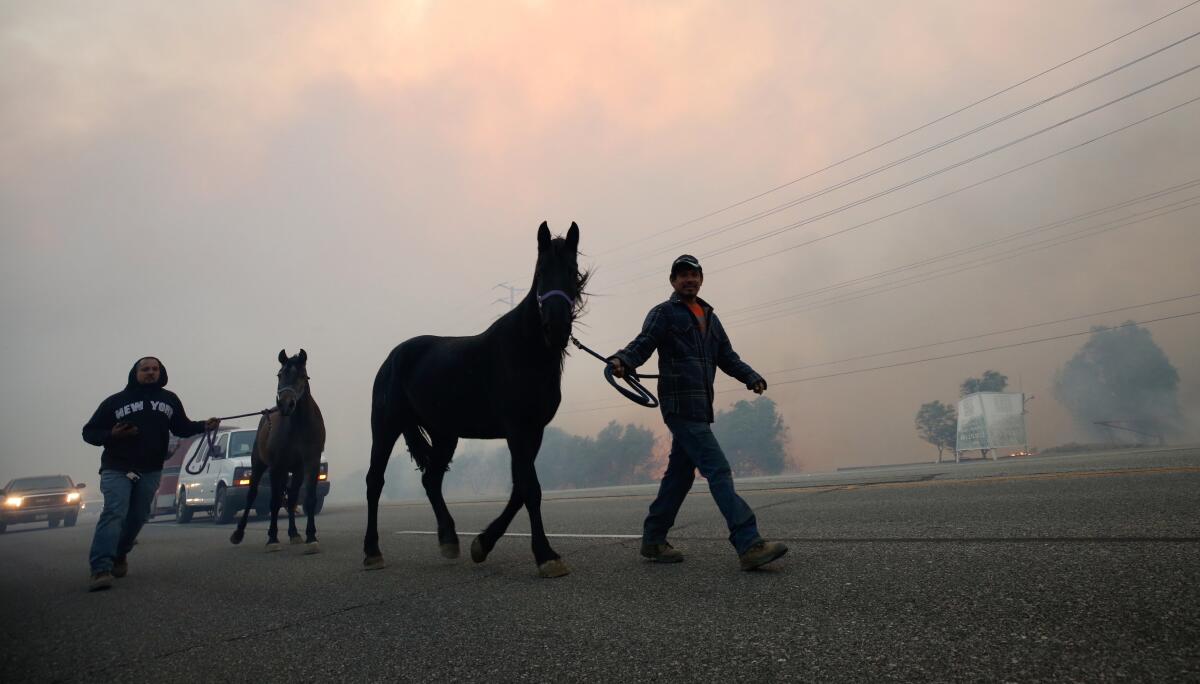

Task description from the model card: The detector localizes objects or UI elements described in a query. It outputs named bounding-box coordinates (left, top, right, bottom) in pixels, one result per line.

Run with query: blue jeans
left=643, top=414, right=762, bottom=555
left=88, top=469, right=162, bottom=574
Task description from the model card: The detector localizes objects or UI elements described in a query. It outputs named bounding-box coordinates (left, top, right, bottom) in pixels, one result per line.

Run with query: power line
left=559, top=311, right=1200, bottom=414
left=761, top=311, right=1200, bottom=389
left=591, top=0, right=1200, bottom=259
left=718, top=180, right=1200, bottom=320
left=669, top=64, right=1200, bottom=267
left=607, top=31, right=1200, bottom=270
left=473, top=7, right=1200, bottom=333
left=565, top=287, right=1200, bottom=409
left=608, top=90, right=1200, bottom=292
left=583, top=182, right=1200, bottom=350
left=734, top=292, right=1200, bottom=379
left=722, top=196, right=1200, bottom=328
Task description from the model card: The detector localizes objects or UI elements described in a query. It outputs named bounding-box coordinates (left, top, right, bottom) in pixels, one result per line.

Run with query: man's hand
left=111, top=422, right=138, bottom=438
left=608, top=357, right=626, bottom=379
left=749, top=379, right=767, bottom=395
left=204, top=417, right=221, bottom=431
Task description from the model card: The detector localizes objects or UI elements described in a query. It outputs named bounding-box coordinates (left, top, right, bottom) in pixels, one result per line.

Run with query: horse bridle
left=536, top=289, right=575, bottom=308
left=277, top=370, right=309, bottom=403
left=277, top=382, right=307, bottom=402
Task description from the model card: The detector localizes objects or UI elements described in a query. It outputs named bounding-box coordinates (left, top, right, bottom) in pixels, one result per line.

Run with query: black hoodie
left=81, top=358, right=207, bottom=473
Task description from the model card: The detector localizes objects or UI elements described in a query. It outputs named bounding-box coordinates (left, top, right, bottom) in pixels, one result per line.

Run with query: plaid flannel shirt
left=612, top=293, right=763, bottom=423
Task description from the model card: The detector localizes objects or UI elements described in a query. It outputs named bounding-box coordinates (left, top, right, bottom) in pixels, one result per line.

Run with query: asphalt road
left=2, top=447, right=1198, bottom=682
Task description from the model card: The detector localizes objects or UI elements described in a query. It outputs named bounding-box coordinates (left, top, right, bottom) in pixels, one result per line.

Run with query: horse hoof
left=363, top=554, right=386, bottom=570
left=266, top=542, right=282, bottom=553
left=304, top=542, right=321, bottom=555
left=440, top=543, right=461, bottom=559
left=289, top=536, right=304, bottom=545
left=470, top=536, right=488, bottom=563
left=229, top=530, right=244, bottom=545
left=538, top=559, right=571, bottom=579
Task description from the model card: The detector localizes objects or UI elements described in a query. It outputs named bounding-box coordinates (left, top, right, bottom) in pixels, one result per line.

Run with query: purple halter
left=536, top=290, right=575, bottom=308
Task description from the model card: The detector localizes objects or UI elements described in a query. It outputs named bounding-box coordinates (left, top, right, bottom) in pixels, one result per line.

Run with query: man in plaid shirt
left=609, top=255, right=788, bottom=570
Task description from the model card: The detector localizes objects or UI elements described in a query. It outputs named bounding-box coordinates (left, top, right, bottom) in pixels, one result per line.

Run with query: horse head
left=276, top=348, right=310, bottom=416
left=534, top=221, right=586, bottom=351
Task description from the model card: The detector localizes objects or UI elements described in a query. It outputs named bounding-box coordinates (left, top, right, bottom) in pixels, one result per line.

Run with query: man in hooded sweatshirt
left=81, top=357, right=218, bottom=591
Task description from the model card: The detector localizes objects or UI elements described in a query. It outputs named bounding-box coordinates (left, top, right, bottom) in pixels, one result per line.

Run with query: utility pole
left=492, top=283, right=526, bottom=310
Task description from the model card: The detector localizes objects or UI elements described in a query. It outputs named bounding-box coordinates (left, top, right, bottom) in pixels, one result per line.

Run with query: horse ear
left=298, top=348, right=307, bottom=364
left=278, top=349, right=288, bottom=365
left=566, top=222, right=579, bottom=251
left=537, top=221, right=551, bottom=252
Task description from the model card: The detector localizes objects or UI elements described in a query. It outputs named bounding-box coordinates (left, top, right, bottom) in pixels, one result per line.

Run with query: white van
left=173, top=426, right=329, bottom=524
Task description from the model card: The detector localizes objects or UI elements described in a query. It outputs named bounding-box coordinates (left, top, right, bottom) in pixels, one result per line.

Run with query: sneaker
left=112, top=555, right=128, bottom=578
left=739, top=540, right=788, bottom=571
left=640, top=542, right=684, bottom=563
left=89, top=572, right=114, bottom=592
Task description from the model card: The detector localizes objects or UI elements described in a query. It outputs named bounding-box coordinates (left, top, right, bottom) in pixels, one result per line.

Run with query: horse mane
left=542, top=237, right=591, bottom=367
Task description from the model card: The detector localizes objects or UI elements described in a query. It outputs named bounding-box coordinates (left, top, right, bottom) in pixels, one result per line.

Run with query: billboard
left=956, top=392, right=1027, bottom=451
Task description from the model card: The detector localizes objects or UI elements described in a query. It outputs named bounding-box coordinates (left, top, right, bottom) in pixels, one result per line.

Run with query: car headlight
left=66, top=492, right=81, bottom=503
left=3, top=496, right=22, bottom=508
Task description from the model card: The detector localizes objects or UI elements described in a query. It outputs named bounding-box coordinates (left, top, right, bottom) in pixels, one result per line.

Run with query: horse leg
left=285, top=470, right=303, bottom=544
left=470, top=481, right=523, bottom=564
left=230, top=459, right=267, bottom=545
left=266, top=465, right=285, bottom=551
left=514, top=450, right=569, bottom=578
left=424, top=434, right=460, bottom=559
left=303, top=457, right=321, bottom=553
left=364, top=422, right=401, bottom=569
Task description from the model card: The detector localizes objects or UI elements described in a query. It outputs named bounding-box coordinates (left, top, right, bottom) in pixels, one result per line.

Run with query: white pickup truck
left=173, top=426, right=330, bottom=524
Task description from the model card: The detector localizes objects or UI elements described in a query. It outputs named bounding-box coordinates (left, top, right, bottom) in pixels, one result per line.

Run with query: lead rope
left=184, top=407, right=278, bottom=475
left=570, top=336, right=659, bottom=408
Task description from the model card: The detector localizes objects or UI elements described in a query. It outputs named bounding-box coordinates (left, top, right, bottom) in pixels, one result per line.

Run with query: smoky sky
left=2, top=1, right=1198, bottom=491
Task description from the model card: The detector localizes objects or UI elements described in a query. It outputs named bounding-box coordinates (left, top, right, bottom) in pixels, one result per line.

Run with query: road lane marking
left=377, top=465, right=1200, bottom=509
left=394, top=531, right=1198, bottom=543
left=394, top=530, right=641, bottom=539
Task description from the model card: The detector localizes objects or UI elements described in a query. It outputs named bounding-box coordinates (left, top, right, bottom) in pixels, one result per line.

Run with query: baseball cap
left=670, top=254, right=702, bottom=277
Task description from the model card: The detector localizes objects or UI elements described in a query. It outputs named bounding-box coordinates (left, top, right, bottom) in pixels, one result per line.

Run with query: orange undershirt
left=686, top=301, right=706, bottom=334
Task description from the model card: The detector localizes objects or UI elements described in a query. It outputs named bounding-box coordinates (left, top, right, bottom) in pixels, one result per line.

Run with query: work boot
left=112, top=555, right=128, bottom=578
left=739, top=540, right=788, bottom=571
left=640, top=542, right=683, bottom=563
left=89, top=572, right=114, bottom=592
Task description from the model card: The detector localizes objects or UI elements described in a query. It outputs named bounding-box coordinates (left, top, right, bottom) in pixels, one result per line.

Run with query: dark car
left=1, top=475, right=87, bottom=533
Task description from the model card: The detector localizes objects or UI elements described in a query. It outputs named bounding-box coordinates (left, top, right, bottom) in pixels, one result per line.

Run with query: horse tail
left=372, top=345, right=436, bottom=473
left=401, top=425, right=436, bottom=473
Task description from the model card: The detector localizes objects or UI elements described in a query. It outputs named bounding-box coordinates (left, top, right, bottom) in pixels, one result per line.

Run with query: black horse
left=364, top=221, right=587, bottom=577
left=231, top=350, right=326, bottom=553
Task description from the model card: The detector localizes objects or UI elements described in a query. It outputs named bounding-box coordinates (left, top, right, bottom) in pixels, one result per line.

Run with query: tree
left=535, top=423, right=658, bottom=490
left=915, top=400, right=957, bottom=462
left=960, top=370, right=1008, bottom=397
left=712, top=397, right=789, bottom=476
left=588, top=421, right=657, bottom=486
left=1054, top=322, right=1183, bottom=441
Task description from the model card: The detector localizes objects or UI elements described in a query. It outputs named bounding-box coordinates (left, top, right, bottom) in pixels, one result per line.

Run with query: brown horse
left=230, top=349, right=326, bottom=552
